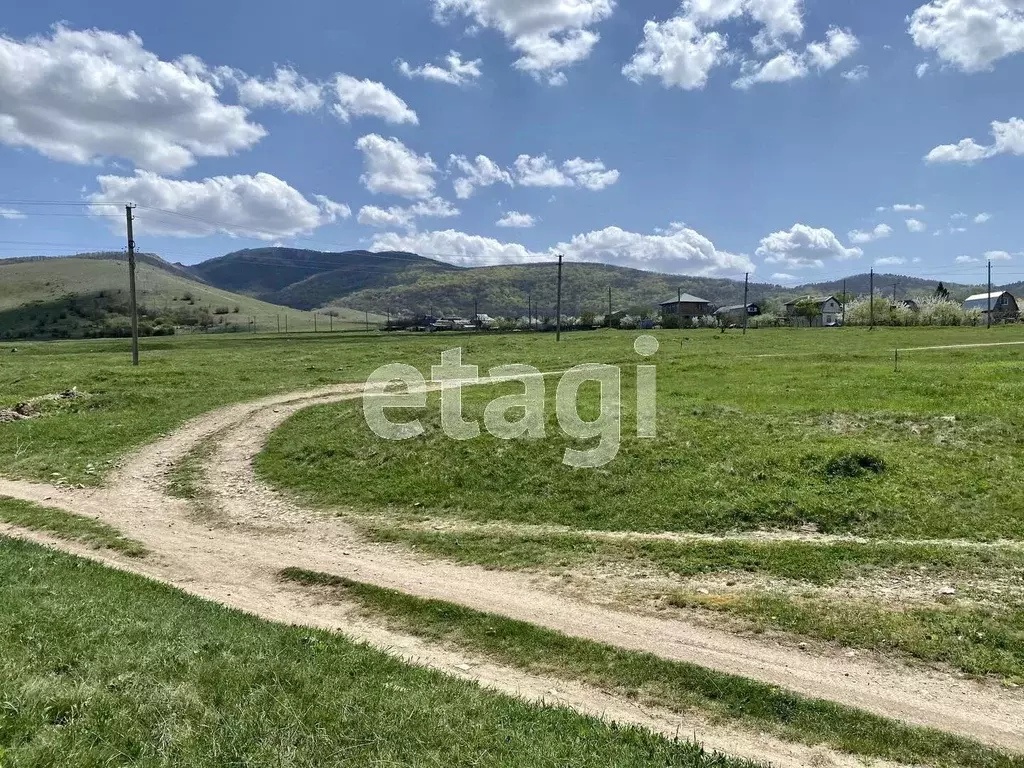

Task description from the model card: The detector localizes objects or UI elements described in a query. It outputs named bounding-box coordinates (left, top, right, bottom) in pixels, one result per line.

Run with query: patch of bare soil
left=0, top=379, right=1021, bottom=761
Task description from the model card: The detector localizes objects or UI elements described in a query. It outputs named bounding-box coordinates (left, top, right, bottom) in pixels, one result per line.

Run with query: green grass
left=0, top=497, right=148, bottom=557
left=279, top=568, right=1023, bottom=768
left=257, top=325, right=1024, bottom=540
left=0, top=536, right=752, bottom=768
left=166, top=441, right=214, bottom=501
left=364, top=526, right=1024, bottom=585
left=671, top=591, right=1024, bottom=683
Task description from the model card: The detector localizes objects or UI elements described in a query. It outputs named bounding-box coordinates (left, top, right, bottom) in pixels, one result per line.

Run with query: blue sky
left=1, top=0, right=1023, bottom=285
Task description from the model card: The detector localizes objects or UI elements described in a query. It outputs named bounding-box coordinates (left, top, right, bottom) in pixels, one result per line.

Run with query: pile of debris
left=0, top=388, right=81, bottom=424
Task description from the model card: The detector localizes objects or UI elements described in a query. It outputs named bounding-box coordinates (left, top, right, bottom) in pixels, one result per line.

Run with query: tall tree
left=935, top=282, right=950, bottom=300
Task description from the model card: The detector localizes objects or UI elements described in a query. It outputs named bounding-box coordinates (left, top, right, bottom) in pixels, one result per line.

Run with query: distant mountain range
left=180, top=248, right=989, bottom=318
left=1, top=248, right=1000, bottom=337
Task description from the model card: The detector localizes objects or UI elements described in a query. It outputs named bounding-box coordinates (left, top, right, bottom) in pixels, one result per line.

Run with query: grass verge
left=0, top=497, right=147, bottom=557
left=0, top=536, right=753, bottom=768
left=279, top=567, right=1023, bottom=768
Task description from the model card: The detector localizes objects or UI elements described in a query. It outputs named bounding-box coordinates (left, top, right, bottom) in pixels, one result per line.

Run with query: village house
left=784, top=296, right=844, bottom=327
left=659, top=293, right=712, bottom=325
left=963, top=291, right=1020, bottom=322
left=715, top=303, right=761, bottom=324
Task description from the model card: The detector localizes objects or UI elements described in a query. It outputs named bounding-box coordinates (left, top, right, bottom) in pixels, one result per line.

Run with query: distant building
left=660, top=293, right=712, bottom=324
left=715, top=303, right=761, bottom=324
left=784, top=296, right=844, bottom=327
left=963, top=292, right=1019, bottom=321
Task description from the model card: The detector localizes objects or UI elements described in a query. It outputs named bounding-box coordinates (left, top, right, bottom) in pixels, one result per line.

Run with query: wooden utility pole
left=528, top=293, right=532, bottom=330
left=742, top=272, right=750, bottom=335
left=277, top=314, right=281, bottom=334
left=125, top=204, right=139, bottom=366
left=555, top=254, right=564, bottom=342
left=474, top=298, right=479, bottom=330
left=988, top=259, right=993, bottom=329
left=869, top=268, right=875, bottom=330
left=314, top=313, right=318, bottom=333
left=284, top=315, right=288, bottom=334
left=365, top=310, right=370, bottom=332
left=608, top=286, right=612, bottom=326
left=677, top=287, right=683, bottom=328
left=330, top=313, right=333, bottom=333
left=842, top=279, right=847, bottom=325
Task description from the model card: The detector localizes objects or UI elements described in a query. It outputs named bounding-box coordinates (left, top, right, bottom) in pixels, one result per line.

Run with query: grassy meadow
left=0, top=536, right=751, bottom=768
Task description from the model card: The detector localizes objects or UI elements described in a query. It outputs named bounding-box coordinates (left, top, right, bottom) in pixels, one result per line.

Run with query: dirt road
left=1, top=381, right=1021, bottom=763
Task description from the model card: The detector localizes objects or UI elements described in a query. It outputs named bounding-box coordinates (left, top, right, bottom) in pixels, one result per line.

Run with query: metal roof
left=660, top=293, right=710, bottom=305
left=965, top=291, right=1011, bottom=302
left=784, top=295, right=837, bottom=306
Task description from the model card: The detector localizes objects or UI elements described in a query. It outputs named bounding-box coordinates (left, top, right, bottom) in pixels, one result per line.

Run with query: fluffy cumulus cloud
left=875, top=257, right=907, bottom=266
left=909, top=0, right=1024, bottom=72
left=372, top=222, right=753, bottom=275
left=449, top=154, right=514, bottom=198
left=848, top=223, right=893, bottom=244
left=331, top=75, right=418, bottom=125
left=975, top=212, right=993, bottom=223
left=430, top=0, right=614, bottom=83
left=357, top=197, right=460, bottom=230
left=986, top=249, right=1014, bottom=260
left=756, top=223, right=863, bottom=269
left=513, top=155, right=619, bottom=189
left=906, top=218, right=928, bottom=232
left=396, top=51, right=482, bottom=85
left=496, top=211, right=537, bottom=228
left=234, top=67, right=324, bottom=112
left=88, top=170, right=348, bottom=239
left=356, top=135, right=438, bottom=199
left=926, top=117, right=1024, bottom=163
left=0, top=26, right=266, bottom=174
left=625, top=1, right=858, bottom=90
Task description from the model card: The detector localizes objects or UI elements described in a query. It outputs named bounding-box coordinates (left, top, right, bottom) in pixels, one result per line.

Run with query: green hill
left=188, top=247, right=456, bottom=304
left=0, top=254, right=378, bottom=340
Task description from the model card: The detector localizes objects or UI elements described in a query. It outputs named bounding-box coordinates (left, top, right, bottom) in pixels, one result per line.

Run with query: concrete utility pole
left=743, top=272, right=750, bottom=335
left=556, top=254, right=564, bottom=342
left=125, top=204, right=139, bottom=366
left=988, top=259, right=993, bottom=329
left=869, top=268, right=875, bottom=330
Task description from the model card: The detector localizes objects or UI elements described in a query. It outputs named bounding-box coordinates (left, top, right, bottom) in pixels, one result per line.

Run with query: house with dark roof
left=963, top=291, right=1019, bottom=322
left=659, top=293, right=712, bottom=325
left=714, top=303, right=761, bottom=324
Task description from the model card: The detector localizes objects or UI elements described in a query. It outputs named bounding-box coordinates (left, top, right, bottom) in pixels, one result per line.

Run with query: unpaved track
left=1, top=381, right=1023, bottom=759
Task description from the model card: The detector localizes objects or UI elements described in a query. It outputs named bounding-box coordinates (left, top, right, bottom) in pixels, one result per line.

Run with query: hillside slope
left=189, top=247, right=455, bottom=300
left=0, top=255, right=372, bottom=339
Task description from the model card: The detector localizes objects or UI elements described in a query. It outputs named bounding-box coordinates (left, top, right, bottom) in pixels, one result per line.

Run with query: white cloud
left=0, top=25, right=265, bottom=174
left=622, top=17, right=730, bottom=90
left=626, top=3, right=856, bottom=91
left=0, top=207, right=26, bottom=220
left=926, top=117, right=1024, bottom=163
left=513, top=154, right=620, bottom=189
left=848, top=223, right=893, bottom=244
left=806, top=27, right=860, bottom=70
left=235, top=67, right=324, bottom=112
left=755, top=223, right=863, bottom=269
left=892, top=203, right=926, bottom=212
left=555, top=224, right=754, bottom=275
left=88, top=170, right=347, bottom=239
left=356, top=135, right=438, bottom=199
left=909, top=0, right=1024, bottom=72
left=875, top=257, right=907, bottom=266
left=514, top=154, right=575, bottom=187
left=449, top=154, right=514, bottom=198
left=372, top=221, right=753, bottom=275
left=733, top=50, right=808, bottom=88
left=357, top=197, right=460, bottom=230
left=496, top=211, right=537, bottom=228
left=906, top=218, right=928, bottom=232
left=771, top=272, right=799, bottom=282
left=951, top=211, right=967, bottom=220
left=842, top=64, right=869, bottom=81
left=985, top=249, right=1014, bottom=260
left=562, top=157, right=620, bottom=190
left=331, top=75, right=418, bottom=125
left=956, top=255, right=979, bottom=263
left=916, top=61, right=931, bottom=77
left=397, top=51, right=483, bottom=85
left=430, top=0, right=614, bottom=83
left=974, top=212, right=993, bottom=223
